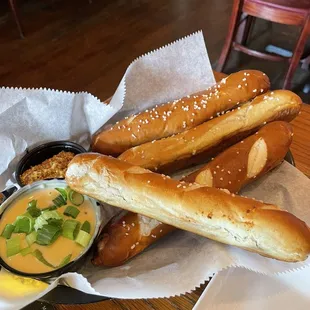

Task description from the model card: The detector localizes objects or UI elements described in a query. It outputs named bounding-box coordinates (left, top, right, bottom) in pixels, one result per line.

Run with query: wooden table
left=56, top=73, right=310, bottom=310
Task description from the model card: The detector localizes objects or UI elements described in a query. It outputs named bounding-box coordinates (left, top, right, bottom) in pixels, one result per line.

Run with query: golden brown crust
left=66, top=153, right=310, bottom=262
left=91, top=70, right=270, bottom=156
left=91, top=121, right=293, bottom=268
left=183, top=121, right=293, bottom=192
left=92, top=212, right=175, bottom=267
left=118, top=90, right=301, bottom=173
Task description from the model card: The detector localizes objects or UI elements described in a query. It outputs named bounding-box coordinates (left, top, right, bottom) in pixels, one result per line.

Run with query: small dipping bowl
left=16, top=141, right=86, bottom=187
left=0, top=179, right=102, bottom=281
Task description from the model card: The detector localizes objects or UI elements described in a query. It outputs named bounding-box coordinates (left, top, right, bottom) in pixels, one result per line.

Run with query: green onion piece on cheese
left=32, top=249, right=55, bottom=268
left=41, top=210, right=62, bottom=221
left=20, top=247, right=32, bottom=256
left=58, top=254, right=72, bottom=268
left=68, top=190, right=84, bottom=206
left=6, top=236, right=20, bottom=257
left=55, top=188, right=67, bottom=202
left=1, top=224, right=15, bottom=239
left=75, top=230, right=91, bottom=248
left=64, top=206, right=80, bottom=219
left=27, top=200, right=41, bottom=218
left=26, top=231, right=37, bottom=246
left=47, top=218, right=63, bottom=228
left=81, top=221, right=91, bottom=234
left=28, top=200, right=37, bottom=209
left=34, top=216, right=48, bottom=231
left=62, top=220, right=80, bottom=240
left=14, top=216, right=32, bottom=234
left=36, top=224, right=61, bottom=246
left=52, top=195, right=66, bottom=208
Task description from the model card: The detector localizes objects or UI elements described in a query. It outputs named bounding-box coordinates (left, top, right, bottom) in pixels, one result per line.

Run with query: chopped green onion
left=58, top=254, right=72, bottom=268
left=47, top=218, right=63, bottom=228
left=41, top=210, right=62, bottom=221
left=28, top=200, right=37, bottom=209
left=68, top=190, right=84, bottom=206
left=34, top=210, right=61, bottom=231
left=64, top=206, right=80, bottom=219
left=27, top=207, right=41, bottom=218
left=6, top=236, right=20, bottom=257
left=20, top=247, right=32, bottom=256
left=26, top=231, right=37, bottom=246
left=27, top=200, right=41, bottom=218
left=56, top=188, right=68, bottom=202
left=62, top=220, right=80, bottom=240
left=1, top=224, right=15, bottom=239
left=14, top=216, right=32, bottom=234
left=36, top=224, right=61, bottom=246
left=42, top=205, right=57, bottom=211
left=81, top=221, right=91, bottom=234
left=47, top=205, right=57, bottom=211
left=52, top=195, right=66, bottom=208
left=34, top=216, right=48, bottom=231
left=32, top=249, right=55, bottom=268
left=32, top=250, right=72, bottom=269
left=75, top=230, right=91, bottom=247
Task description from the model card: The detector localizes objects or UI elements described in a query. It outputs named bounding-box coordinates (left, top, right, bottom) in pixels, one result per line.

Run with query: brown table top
left=56, top=71, right=310, bottom=310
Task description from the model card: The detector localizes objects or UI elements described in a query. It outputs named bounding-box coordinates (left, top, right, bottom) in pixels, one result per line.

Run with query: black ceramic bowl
left=16, top=141, right=86, bottom=187
left=0, top=179, right=102, bottom=281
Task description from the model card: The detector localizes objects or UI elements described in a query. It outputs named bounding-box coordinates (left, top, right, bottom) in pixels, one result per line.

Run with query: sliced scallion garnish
left=27, top=200, right=41, bottom=218
left=68, top=190, right=84, bottom=206
left=52, top=195, right=66, bottom=208
left=41, top=210, right=62, bottom=221
left=20, top=247, right=32, bottom=256
left=32, top=250, right=72, bottom=269
left=75, top=230, right=91, bottom=248
left=13, top=216, right=32, bottom=234
left=26, top=231, right=37, bottom=246
left=28, top=200, right=37, bottom=209
left=32, top=249, right=55, bottom=268
left=34, top=216, right=48, bottom=231
left=81, top=221, right=91, bottom=234
left=47, top=218, right=63, bottom=228
left=34, top=210, right=61, bottom=231
left=58, top=254, right=72, bottom=268
left=64, top=206, right=80, bottom=219
left=1, top=224, right=15, bottom=239
left=36, top=224, right=61, bottom=246
left=62, top=220, right=80, bottom=240
left=55, top=188, right=68, bottom=202
left=6, top=236, right=20, bottom=257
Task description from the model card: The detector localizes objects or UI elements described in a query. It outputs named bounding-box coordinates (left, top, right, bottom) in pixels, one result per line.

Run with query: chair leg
left=216, top=0, right=243, bottom=72
left=283, top=16, right=309, bottom=89
left=8, top=0, right=24, bottom=39
left=241, top=15, right=254, bottom=46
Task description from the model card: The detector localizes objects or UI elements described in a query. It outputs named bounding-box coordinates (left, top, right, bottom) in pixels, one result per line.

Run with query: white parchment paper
left=0, top=32, right=309, bottom=309
left=194, top=266, right=310, bottom=310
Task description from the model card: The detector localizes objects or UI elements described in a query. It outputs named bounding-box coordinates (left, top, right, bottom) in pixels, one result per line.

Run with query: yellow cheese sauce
left=0, top=188, right=96, bottom=274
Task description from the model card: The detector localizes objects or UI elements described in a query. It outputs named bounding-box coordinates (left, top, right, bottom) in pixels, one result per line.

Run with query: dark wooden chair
left=216, top=0, right=310, bottom=89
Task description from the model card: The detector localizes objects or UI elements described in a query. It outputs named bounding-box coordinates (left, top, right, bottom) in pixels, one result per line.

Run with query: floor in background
left=0, top=0, right=309, bottom=102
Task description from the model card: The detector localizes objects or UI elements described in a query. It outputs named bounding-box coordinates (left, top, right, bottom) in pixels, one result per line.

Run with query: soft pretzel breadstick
left=183, top=121, right=293, bottom=192
left=91, top=121, right=293, bottom=267
left=91, top=70, right=269, bottom=156
left=66, top=153, right=310, bottom=262
left=118, top=90, right=301, bottom=173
